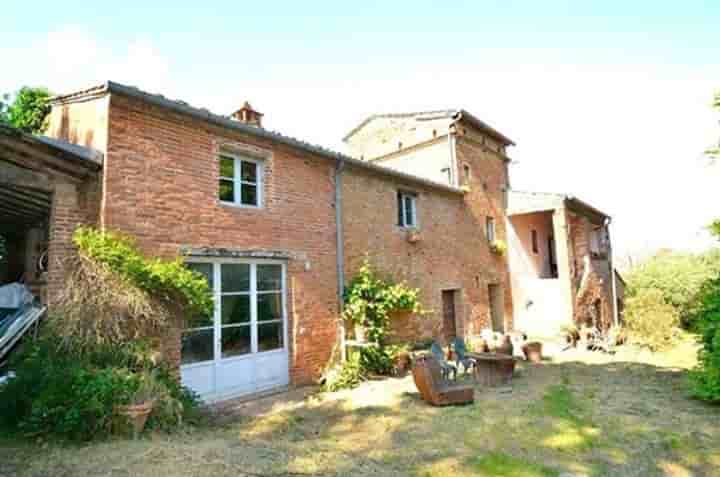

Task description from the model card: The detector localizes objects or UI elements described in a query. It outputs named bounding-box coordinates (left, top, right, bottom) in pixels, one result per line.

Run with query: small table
left=467, top=352, right=517, bottom=386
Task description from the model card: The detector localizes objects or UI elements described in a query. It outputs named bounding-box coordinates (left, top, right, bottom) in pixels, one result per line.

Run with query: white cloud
left=1, top=27, right=174, bottom=96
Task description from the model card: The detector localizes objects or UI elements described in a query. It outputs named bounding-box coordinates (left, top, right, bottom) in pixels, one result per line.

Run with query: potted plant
left=522, top=341, right=543, bottom=363
left=490, top=239, right=507, bottom=256
left=116, top=371, right=163, bottom=438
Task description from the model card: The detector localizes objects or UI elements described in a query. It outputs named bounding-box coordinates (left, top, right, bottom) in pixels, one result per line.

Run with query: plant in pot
left=489, top=239, right=507, bottom=256
left=522, top=341, right=543, bottom=363
left=116, top=370, right=164, bottom=438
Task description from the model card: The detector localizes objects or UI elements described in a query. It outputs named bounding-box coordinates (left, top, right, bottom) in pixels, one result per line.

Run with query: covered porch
left=0, top=124, right=101, bottom=362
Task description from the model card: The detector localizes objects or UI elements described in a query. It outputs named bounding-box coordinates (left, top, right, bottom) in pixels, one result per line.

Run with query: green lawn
left=1, top=339, right=718, bottom=477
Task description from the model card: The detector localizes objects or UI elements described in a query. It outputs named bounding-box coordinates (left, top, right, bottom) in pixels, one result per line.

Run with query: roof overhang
left=453, top=110, right=515, bottom=146
left=508, top=190, right=609, bottom=223
left=0, top=124, right=102, bottom=231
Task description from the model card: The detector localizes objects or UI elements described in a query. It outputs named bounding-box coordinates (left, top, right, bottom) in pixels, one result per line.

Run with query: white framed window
left=397, top=191, right=418, bottom=228
left=181, top=260, right=286, bottom=366
left=486, top=216, right=495, bottom=242
left=219, top=153, right=263, bottom=207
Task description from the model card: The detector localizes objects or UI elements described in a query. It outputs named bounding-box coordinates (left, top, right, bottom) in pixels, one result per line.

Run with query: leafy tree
left=1, top=87, right=52, bottom=134
left=625, top=249, right=720, bottom=329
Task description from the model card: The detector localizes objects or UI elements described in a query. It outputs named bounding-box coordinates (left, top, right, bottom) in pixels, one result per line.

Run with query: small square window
left=397, top=191, right=417, bottom=228
left=486, top=216, right=495, bottom=242
left=218, top=154, right=262, bottom=207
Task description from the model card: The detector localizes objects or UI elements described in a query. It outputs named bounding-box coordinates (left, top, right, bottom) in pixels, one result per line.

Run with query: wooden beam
left=0, top=157, right=54, bottom=191
left=5, top=183, right=54, bottom=201
left=0, top=210, right=45, bottom=221
left=0, top=187, right=52, bottom=210
left=0, top=192, right=50, bottom=214
left=0, top=136, right=96, bottom=180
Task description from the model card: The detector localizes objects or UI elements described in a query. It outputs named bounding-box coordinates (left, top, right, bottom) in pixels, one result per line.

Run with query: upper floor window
left=463, top=164, right=472, bottom=184
left=219, top=154, right=262, bottom=207
left=531, top=229, right=539, bottom=254
left=397, top=191, right=417, bottom=228
left=486, top=216, right=495, bottom=242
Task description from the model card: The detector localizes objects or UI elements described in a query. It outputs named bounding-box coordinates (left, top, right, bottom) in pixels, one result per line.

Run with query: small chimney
left=231, top=101, right=263, bottom=127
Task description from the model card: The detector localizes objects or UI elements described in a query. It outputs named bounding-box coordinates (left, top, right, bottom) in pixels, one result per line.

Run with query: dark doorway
left=441, top=290, right=457, bottom=342
left=488, top=284, right=504, bottom=333
left=548, top=235, right=558, bottom=278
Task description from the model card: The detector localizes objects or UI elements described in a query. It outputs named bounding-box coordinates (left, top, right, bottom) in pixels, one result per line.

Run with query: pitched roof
left=0, top=123, right=103, bottom=169
left=343, top=108, right=515, bottom=146
left=50, top=82, right=463, bottom=195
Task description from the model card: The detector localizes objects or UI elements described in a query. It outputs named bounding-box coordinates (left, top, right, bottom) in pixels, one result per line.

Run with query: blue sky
left=2, top=1, right=719, bottom=261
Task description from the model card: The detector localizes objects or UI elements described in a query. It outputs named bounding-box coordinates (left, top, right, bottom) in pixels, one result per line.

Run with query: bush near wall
left=625, top=249, right=720, bottom=330
left=623, top=289, right=680, bottom=351
left=690, top=275, right=720, bottom=403
left=0, top=227, right=211, bottom=440
left=0, top=337, right=202, bottom=441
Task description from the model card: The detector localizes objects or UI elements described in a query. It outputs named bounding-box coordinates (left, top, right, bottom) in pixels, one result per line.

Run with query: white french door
left=180, top=259, right=289, bottom=401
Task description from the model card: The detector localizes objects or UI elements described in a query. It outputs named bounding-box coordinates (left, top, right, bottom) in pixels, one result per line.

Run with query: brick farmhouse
left=0, top=82, right=623, bottom=402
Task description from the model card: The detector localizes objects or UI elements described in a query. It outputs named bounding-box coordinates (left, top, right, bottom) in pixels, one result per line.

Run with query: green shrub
left=73, top=227, right=213, bottom=318
left=625, top=249, right=720, bottom=329
left=321, top=354, right=365, bottom=392
left=343, top=260, right=423, bottom=344
left=623, top=289, right=680, bottom=351
left=690, top=275, right=720, bottom=403
left=0, top=337, right=201, bottom=441
left=357, top=344, right=408, bottom=375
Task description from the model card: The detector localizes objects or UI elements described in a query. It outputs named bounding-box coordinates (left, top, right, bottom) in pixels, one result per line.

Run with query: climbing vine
left=343, top=260, right=423, bottom=344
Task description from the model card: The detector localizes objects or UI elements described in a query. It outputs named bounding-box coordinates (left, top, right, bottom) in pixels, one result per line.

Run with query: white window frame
left=181, top=259, right=287, bottom=369
left=399, top=192, right=418, bottom=228
left=219, top=153, right=263, bottom=208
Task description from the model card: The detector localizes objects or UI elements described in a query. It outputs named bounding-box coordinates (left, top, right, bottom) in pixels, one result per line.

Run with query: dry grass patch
left=2, top=339, right=719, bottom=476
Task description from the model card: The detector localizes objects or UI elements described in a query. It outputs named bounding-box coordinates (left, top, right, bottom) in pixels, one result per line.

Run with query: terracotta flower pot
left=395, top=351, right=410, bottom=373
left=496, top=335, right=514, bottom=356
left=116, top=400, right=155, bottom=437
left=522, top=341, right=543, bottom=363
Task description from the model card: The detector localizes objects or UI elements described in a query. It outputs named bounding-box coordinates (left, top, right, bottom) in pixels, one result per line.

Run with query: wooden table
left=467, top=352, right=517, bottom=386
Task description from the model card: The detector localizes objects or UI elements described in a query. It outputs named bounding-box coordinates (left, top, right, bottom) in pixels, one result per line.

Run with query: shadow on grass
left=2, top=359, right=719, bottom=477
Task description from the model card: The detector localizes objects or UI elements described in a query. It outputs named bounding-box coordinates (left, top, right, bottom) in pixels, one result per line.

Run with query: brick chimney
left=231, top=101, right=263, bottom=127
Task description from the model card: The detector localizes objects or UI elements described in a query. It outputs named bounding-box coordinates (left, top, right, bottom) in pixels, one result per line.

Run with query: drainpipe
left=334, top=158, right=346, bottom=360
left=606, top=217, right=619, bottom=328
left=448, top=121, right=458, bottom=186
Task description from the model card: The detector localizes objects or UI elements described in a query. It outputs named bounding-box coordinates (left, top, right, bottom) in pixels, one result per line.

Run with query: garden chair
left=451, top=337, right=476, bottom=375
left=411, top=355, right=474, bottom=406
left=430, top=341, right=457, bottom=380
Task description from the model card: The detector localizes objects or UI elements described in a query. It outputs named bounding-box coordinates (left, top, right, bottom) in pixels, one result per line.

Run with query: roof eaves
left=50, top=81, right=462, bottom=195
left=342, top=109, right=456, bottom=143
left=0, top=123, right=103, bottom=171
left=454, top=110, right=515, bottom=146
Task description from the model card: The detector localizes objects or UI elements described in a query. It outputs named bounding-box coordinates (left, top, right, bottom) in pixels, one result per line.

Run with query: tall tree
left=1, top=87, right=52, bottom=134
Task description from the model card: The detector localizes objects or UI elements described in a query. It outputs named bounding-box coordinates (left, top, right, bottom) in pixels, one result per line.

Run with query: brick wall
left=102, top=94, right=340, bottom=384
left=342, top=149, right=513, bottom=344
left=454, top=129, right=514, bottom=327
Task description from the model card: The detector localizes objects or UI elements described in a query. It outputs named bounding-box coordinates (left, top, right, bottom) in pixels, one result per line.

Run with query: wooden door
left=441, top=290, right=457, bottom=342
left=488, top=284, right=504, bottom=333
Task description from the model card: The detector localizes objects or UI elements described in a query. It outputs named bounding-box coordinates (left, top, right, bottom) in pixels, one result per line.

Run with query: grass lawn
left=1, top=339, right=718, bottom=477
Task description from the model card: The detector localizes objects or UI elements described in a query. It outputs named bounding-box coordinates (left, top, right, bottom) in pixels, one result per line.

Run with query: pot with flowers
left=116, top=370, right=164, bottom=438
